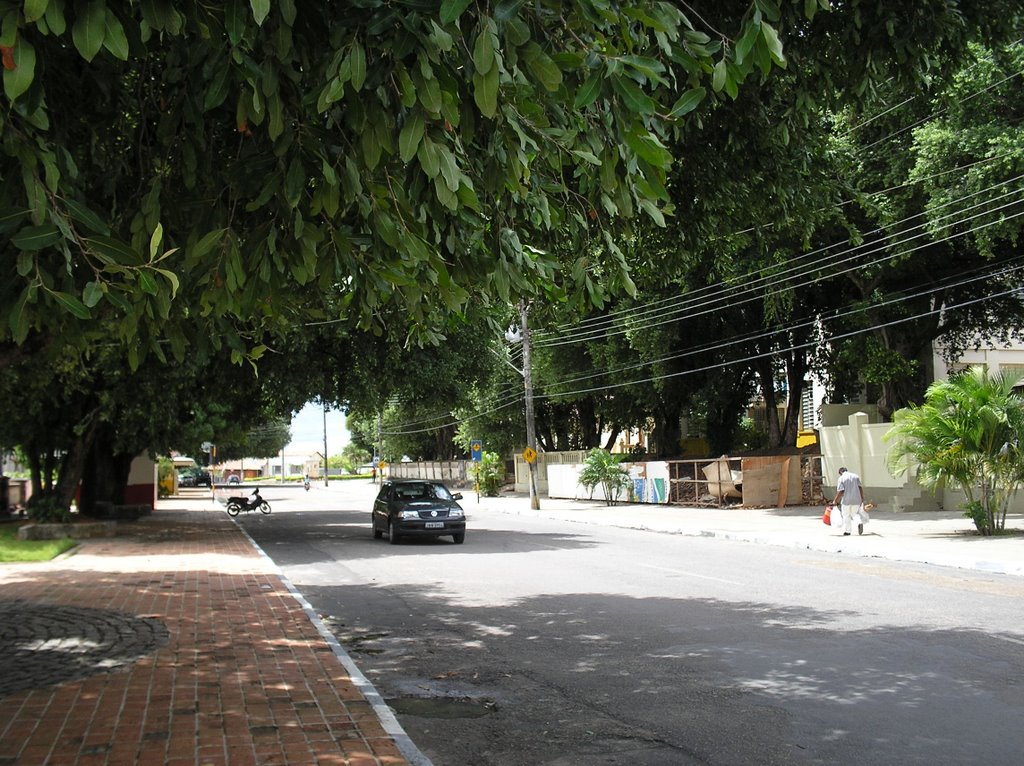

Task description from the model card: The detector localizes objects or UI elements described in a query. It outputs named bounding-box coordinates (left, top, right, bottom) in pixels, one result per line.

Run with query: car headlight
left=400, top=510, right=419, bottom=520
left=448, top=507, right=463, bottom=518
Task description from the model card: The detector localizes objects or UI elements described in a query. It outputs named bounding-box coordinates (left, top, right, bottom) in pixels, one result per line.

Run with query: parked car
left=178, top=469, right=211, bottom=488
left=372, top=479, right=466, bottom=545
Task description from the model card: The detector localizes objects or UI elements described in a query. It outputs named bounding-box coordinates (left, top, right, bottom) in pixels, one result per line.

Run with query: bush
left=27, top=495, right=73, bottom=523
left=578, top=448, right=632, bottom=506
left=472, top=451, right=504, bottom=496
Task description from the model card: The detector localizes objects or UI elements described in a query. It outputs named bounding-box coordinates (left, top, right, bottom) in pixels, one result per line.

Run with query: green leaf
left=623, top=130, right=672, bottom=168
left=138, top=269, right=158, bottom=295
left=495, top=0, right=527, bottom=22
left=439, top=0, right=473, bottom=24
left=285, top=157, right=305, bottom=207
left=190, top=228, right=226, bottom=260
left=87, top=235, right=143, bottom=265
left=72, top=0, right=107, bottom=62
left=0, top=9, right=17, bottom=46
left=761, top=22, right=785, bottom=65
left=53, top=291, right=92, bottom=319
left=472, top=66, right=499, bottom=118
left=9, top=289, right=31, bottom=342
left=734, top=21, right=760, bottom=65
left=574, top=72, right=603, bottom=109
left=82, top=280, right=104, bottom=308
left=12, top=223, right=60, bottom=250
left=153, top=267, right=180, bottom=298
left=149, top=222, right=163, bottom=260
left=250, top=0, right=270, bottom=26
left=43, top=0, right=66, bottom=34
left=473, top=28, right=495, bottom=75
left=612, top=76, right=656, bottom=115
left=523, top=42, right=562, bottom=92
left=65, top=199, right=111, bottom=235
left=225, top=0, right=245, bottom=46
left=639, top=199, right=666, bottom=227
left=204, top=60, right=231, bottom=110
left=24, top=0, right=49, bottom=24
left=3, top=37, right=36, bottom=102
left=570, top=149, right=601, bottom=165
left=399, top=111, right=425, bottom=163
left=670, top=86, right=705, bottom=117
left=349, top=41, right=367, bottom=91
left=712, top=58, right=727, bottom=92
left=103, top=8, right=129, bottom=61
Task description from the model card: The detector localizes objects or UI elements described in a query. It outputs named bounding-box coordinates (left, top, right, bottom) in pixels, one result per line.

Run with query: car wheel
left=388, top=519, right=401, bottom=545
left=259, top=501, right=271, bottom=514
left=452, top=532, right=465, bottom=544
left=226, top=502, right=241, bottom=517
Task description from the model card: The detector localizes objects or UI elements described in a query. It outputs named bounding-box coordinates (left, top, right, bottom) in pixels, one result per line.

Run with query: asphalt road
left=241, top=483, right=1024, bottom=765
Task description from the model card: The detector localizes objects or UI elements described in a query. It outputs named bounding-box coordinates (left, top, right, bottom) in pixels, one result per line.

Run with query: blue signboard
left=470, top=440, right=483, bottom=462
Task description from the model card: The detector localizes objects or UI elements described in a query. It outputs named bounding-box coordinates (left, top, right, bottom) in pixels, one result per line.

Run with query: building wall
left=123, top=455, right=157, bottom=507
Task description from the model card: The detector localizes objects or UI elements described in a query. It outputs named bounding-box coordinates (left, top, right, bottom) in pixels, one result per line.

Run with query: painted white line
left=637, top=563, right=743, bottom=586
left=232, top=518, right=433, bottom=766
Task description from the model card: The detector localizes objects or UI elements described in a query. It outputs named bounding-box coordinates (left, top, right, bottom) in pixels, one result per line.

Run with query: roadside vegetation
left=0, top=525, right=76, bottom=563
left=1, top=2, right=1022, bottom=523
left=886, top=367, right=1024, bottom=536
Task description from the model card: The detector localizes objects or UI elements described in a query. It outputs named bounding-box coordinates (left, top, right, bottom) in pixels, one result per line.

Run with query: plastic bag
left=822, top=505, right=833, bottom=526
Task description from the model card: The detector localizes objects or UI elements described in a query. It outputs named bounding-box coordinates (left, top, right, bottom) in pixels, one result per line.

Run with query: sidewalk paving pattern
left=1, top=489, right=1021, bottom=765
left=0, top=507, right=410, bottom=766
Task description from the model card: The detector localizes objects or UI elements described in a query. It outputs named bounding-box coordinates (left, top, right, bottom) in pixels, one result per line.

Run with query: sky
left=285, top=402, right=350, bottom=456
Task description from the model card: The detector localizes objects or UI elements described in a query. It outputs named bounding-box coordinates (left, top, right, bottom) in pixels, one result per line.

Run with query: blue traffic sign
left=470, top=440, right=483, bottom=462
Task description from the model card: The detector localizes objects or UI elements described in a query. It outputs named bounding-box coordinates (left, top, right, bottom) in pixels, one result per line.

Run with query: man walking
left=833, top=466, right=868, bottom=536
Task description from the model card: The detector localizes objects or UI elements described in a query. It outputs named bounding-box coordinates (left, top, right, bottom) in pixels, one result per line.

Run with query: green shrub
left=26, top=495, right=73, bottom=523
left=578, top=448, right=632, bottom=506
left=472, top=451, right=504, bottom=496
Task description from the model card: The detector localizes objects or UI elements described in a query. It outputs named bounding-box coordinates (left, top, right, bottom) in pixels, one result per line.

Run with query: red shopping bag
left=822, top=505, right=832, bottom=526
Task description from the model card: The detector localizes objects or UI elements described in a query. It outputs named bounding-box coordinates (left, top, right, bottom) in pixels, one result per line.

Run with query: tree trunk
left=755, top=358, right=783, bottom=448
left=80, top=438, right=135, bottom=515
left=54, top=418, right=99, bottom=511
left=651, top=405, right=682, bottom=458
left=781, top=350, right=808, bottom=447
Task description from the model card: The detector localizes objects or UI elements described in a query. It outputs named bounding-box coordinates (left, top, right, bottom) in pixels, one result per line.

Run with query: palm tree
left=885, top=366, right=1024, bottom=535
left=578, top=448, right=632, bottom=506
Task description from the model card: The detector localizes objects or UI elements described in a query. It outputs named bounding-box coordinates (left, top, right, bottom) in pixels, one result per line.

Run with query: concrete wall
left=548, top=461, right=671, bottom=504
left=819, top=410, right=1024, bottom=514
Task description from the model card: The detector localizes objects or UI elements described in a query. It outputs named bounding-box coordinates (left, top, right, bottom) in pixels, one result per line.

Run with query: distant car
left=228, top=474, right=241, bottom=484
left=372, top=479, right=466, bottom=545
left=178, top=469, right=211, bottom=488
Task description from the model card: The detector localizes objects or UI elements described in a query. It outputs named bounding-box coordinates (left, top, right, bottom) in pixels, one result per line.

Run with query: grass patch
left=0, top=524, right=77, bottom=562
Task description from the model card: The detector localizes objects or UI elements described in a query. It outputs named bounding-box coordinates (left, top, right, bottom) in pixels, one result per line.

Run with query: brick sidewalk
left=0, top=508, right=410, bottom=766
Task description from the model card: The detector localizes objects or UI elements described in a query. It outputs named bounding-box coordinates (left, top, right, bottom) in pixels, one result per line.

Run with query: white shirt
left=836, top=471, right=864, bottom=506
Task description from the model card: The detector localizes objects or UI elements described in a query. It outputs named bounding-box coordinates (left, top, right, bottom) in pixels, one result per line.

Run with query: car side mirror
left=452, top=493, right=463, bottom=501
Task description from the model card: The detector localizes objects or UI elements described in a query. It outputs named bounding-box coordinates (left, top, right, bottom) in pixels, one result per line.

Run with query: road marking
left=637, top=563, right=743, bottom=585
left=992, top=634, right=1024, bottom=647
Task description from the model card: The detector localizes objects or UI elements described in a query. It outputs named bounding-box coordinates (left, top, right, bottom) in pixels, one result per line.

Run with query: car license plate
left=424, top=522, right=444, bottom=529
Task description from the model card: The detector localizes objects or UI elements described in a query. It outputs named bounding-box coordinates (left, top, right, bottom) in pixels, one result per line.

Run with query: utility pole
left=376, top=412, right=384, bottom=484
left=520, top=301, right=540, bottom=510
left=322, top=402, right=329, bottom=487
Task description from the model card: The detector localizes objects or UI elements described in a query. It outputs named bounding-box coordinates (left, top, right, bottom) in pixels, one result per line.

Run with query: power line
left=538, top=172, right=1024, bottom=341
left=535, top=181, right=1024, bottom=348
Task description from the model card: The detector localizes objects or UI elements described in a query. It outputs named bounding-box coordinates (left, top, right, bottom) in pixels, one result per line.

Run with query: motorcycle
left=303, top=477, right=311, bottom=491
left=226, top=488, right=271, bottom=517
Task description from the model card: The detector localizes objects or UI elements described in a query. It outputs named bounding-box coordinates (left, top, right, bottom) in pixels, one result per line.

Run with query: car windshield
left=393, top=483, right=452, bottom=501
